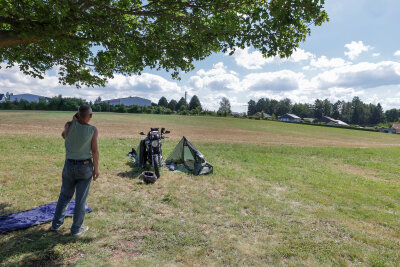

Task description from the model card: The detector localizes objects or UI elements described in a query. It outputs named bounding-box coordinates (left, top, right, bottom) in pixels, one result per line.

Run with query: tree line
left=247, top=97, right=396, bottom=125
left=156, top=95, right=202, bottom=113
left=0, top=93, right=230, bottom=116
left=0, top=95, right=87, bottom=111
left=156, top=95, right=232, bottom=116
left=0, top=94, right=198, bottom=115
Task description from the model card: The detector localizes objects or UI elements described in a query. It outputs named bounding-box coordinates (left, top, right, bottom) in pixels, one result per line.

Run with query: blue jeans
left=52, top=159, right=93, bottom=234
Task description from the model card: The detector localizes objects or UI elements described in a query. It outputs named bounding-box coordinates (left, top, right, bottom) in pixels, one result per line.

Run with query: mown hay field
left=1, top=110, right=400, bottom=266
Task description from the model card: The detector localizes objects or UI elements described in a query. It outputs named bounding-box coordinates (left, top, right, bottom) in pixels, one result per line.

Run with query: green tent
left=165, top=136, right=213, bottom=175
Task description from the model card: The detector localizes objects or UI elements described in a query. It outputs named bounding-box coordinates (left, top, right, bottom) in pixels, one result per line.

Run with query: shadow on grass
left=117, top=160, right=143, bottom=179
left=0, top=203, right=18, bottom=216
left=0, top=227, right=94, bottom=266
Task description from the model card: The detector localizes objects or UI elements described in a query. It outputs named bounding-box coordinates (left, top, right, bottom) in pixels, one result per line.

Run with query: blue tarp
left=0, top=199, right=92, bottom=233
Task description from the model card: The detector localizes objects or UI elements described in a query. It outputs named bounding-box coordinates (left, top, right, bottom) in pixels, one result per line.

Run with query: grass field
left=1, top=111, right=400, bottom=266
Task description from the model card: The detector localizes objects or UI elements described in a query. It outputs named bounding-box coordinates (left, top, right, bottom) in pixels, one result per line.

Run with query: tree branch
left=0, top=31, right=40, bottom=47
left=0, top=30, right=92, bottom=47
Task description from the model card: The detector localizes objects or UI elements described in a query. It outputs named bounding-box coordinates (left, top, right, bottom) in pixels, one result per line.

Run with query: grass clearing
left=1, top=110, right=400, bottom=147
left=1, top=111, right=400, bottom=266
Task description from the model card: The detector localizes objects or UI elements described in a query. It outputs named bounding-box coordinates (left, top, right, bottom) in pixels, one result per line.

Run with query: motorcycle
left=133, top=127, right=170, bottom=178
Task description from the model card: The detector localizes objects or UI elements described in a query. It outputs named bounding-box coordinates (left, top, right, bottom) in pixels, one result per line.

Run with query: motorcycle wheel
left=152, top=155, right=160, bottom=178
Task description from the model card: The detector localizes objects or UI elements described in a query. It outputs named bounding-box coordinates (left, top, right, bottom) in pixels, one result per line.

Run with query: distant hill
left=97, top=96, right=151, bottom=107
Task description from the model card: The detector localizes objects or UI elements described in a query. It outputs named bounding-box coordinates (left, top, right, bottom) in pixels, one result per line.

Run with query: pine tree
left=322, top=99, right=333, bottom=117
left=168, top=99, right=177, bottom=111
left=276, top=98, right=292, bottom=116
left=351, top=96, right=363, bottom=125
left=332, top=101, right=342, bottom=119
left=247, top=100, right=257, bottom=116
left=176, top=97, right=188, bottom=111
left=189, top=95, right=202, bottom=110
left=314, top=99, right=324, bottom=119
left=158, top=96, right=168, bottom=107
left=385, top=109, right=399, bottom=122
left=370, top=103, right=384, bottom=125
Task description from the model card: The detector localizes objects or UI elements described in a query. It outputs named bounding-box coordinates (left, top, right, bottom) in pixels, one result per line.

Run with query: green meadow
left=1, top=111, right=400, bottom=266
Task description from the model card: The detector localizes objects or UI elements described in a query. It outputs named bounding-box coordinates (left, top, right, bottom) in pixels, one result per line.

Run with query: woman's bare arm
left=61, top=113, right=79, bottom=139
left=61, top=121, right=72, bottom=139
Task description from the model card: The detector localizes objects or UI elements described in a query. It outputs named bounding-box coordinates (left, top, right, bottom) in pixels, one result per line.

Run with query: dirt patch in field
left=1, top=111, right=400, bottom=148
left=112, top=250, right=142, bottom=259
left=343, top=219, right=400, bottom=243
left=112, top=240, right=143, bottom=259
left=327, top=161, right=391, bottom=183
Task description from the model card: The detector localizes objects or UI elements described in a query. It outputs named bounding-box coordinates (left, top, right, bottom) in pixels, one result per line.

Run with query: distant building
left=0, top=94, right=5, bottom=103
left=264, top=113, right=272, bottom=119
left=302, top=118, right=316, bottom=123
left=98, top=96, right=151, bottom=107
left=391, top=123, right=400, bottom=133
left=253, top=112, right=271, bottom=119
left=319, top=116, right=349, bottom=126
left=9, top=94, right=47, bottom=103
left=280, top=113, right=301, bottom=123
left=380, top=128, right=397, bottom=134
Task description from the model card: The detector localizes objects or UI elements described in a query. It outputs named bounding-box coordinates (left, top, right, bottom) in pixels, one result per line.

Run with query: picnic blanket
left=0, top=199, right=92, bottom=233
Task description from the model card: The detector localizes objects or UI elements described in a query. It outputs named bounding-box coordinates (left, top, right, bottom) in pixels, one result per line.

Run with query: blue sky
left=2, top=0, right=400, bottom=112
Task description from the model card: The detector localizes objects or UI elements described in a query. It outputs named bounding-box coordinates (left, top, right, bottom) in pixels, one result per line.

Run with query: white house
left=280, top=113, right=301, bottom=123
left=379, top=128, right=397, bottom=134
left=97, top=96, right=151, bottom=107
left=319, top=116, right=349, bottom=126
left=302, top=118, right=316, bottom=123
left=253, top=112, right=272, bottom=119
left=9, top=94, right=46, bottom=103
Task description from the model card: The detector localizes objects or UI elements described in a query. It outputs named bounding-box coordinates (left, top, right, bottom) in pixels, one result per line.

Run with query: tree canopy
left=168, top=99, right=177, bottom=111
left=158, top=96, right=168, bottom=107
left=176, top=97, right=188, bottom=111
left=0, top=0, right=328, bottom=87
left=189, top=95, right=202, bottom=110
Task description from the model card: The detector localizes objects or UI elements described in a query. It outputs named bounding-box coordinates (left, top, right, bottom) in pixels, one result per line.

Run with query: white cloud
left=372, top=53, right=380, bottom=57
left=229, top=47, right=273, bottom=69
left=0, top=64, right=62, bottom=96
left=381, top=90, right=400, bottom=109
left=229, top=47, right=314, bottom=69
left=4, top=47, right=400, bottom=113
left=344, top=41, right=372, bottom=60
left=308, top=56, right=350, bottom=69
left=189, top=62, right=240, bottom=91
left=0, top=64, right=184, bottom=102
left=394, top=50, right=400, bottom=56
left=326, top=87, right=365, bottom=102
left=241, top=70, right=305, bottom=92
left=312, top=61, right=400, bottom=90
left=100, top=73, right=184, bottom=101
left=226, top=60, right=400, bottom=110
left=108, top=73, right=182, bottom=93
left=290, top=49, right=314, bottom=62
